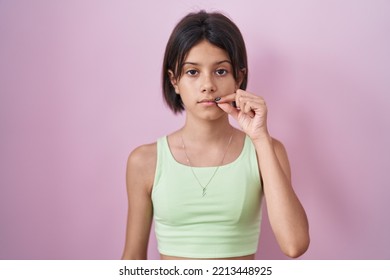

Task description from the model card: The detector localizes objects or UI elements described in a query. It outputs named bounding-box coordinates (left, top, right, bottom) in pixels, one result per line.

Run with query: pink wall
left=1, top=0, right=389, bottom=259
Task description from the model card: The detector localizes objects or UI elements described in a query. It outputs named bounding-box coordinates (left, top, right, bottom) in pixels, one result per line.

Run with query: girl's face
left=169, top=40, right=242, bottom=120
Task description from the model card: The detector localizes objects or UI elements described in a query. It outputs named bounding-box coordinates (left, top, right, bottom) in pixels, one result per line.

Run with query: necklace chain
left=181, top=133, right=233, bottom=197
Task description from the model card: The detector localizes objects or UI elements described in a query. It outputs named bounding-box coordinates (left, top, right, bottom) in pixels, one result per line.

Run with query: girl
left=122, top=10, right=309, bottom=260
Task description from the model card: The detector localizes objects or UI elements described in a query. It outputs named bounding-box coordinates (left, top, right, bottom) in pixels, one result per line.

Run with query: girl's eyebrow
left=182, top=60, right=232, bottom=66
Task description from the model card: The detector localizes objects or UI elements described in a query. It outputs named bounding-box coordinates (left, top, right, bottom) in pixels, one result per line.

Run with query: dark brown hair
left=162, top=10, right=248, bottom=114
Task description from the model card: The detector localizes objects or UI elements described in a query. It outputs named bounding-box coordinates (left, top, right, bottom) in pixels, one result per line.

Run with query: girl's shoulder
left=127, top=142, right=157, bottom=169
left=126, top=142, right=158, bottom=193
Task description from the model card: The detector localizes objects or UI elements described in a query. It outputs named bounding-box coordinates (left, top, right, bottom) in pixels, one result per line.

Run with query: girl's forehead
left=185, top=40, right=230, bottom=62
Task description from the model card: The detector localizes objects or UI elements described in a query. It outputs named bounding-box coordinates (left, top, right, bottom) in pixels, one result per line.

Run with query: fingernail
left=214, top=97, right=221, bottom=102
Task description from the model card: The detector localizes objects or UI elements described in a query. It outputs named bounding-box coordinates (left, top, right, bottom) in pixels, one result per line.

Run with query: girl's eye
left=186, top=69, right=198, bottom=76
left=216, top=69, right=228, bottom=76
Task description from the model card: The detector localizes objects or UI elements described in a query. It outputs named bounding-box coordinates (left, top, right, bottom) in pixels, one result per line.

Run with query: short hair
left=162, top=10, right=248, bottom=114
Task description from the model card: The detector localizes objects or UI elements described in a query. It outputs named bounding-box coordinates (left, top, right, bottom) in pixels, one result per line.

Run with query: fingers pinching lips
left=215, top=95, right=256, bottom=118
left=214, top=94, right=238, bottom=108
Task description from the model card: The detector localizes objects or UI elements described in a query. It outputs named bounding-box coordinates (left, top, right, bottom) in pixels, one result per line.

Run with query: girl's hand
left=216, top=89, right=270, bottom=141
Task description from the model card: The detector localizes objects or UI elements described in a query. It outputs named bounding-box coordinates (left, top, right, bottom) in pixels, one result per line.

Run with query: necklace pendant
left=181, top=133, right=233, bottom=199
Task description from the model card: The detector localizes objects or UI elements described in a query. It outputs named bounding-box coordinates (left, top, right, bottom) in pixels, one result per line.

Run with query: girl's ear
left=168, top=70, right=180, bottom=94
left=236, top=68, right=246, bottom=89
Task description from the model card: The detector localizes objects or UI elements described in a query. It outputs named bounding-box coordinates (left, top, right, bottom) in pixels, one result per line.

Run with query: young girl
left=122, top=10, right=309, bottom=260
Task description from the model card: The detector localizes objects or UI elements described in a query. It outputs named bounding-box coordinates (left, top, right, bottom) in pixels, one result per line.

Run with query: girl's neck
left=181, top=116, right=234, bottom=143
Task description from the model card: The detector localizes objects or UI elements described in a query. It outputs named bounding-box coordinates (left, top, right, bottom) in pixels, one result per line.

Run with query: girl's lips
left=198, top=100, right=217, bottom=106
left=198, top=98, right=215, bottom=103
left=198, top=98, right=217, bottom=105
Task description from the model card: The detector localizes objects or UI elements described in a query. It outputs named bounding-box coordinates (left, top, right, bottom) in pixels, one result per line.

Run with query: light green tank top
left=152, top=135, right=263, bottom=258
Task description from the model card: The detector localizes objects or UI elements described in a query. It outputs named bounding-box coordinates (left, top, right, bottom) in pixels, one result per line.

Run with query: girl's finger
left=214, top=93, right=236, bottom=103
left=237, top=96, right=265, bottom=110
left=216, top=102, right=239, bottom=120
left=242, top=102, right=256, bottom=118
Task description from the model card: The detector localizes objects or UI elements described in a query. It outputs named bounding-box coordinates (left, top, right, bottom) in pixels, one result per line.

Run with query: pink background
left=1, top=0, right=389, bottom=259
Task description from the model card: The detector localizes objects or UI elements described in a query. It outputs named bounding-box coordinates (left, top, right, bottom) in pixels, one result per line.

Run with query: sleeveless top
left=151, top=135, right=263, bottom=258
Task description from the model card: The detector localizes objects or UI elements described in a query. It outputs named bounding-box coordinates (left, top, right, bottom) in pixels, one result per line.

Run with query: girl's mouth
left=198, top=99, right=217, bottom=106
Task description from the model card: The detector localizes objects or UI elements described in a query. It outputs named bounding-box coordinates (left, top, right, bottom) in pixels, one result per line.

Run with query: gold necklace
left=181, top=133, right=233, bottom=197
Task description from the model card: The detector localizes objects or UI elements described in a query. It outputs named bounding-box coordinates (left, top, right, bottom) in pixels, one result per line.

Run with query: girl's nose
left=200, top=75, right=216, bottom=93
